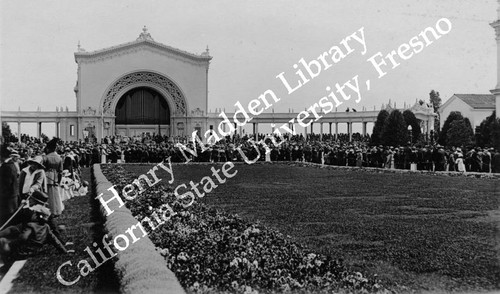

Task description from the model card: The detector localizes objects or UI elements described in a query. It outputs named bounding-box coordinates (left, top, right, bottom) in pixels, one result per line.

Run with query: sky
left=0, top=0, right=498, bottom=136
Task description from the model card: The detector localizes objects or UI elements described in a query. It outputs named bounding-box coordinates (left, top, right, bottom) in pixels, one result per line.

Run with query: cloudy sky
left=0, top=0, right=497, bottom=135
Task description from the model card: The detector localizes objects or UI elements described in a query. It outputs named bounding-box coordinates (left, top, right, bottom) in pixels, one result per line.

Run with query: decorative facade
left=1, top=26, right=437, bottom=142
left=74, top=26, right=211, bottom=140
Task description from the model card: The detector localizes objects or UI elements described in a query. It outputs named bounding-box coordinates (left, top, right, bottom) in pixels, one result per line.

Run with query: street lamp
left=408, top=125, right=413, bottom=144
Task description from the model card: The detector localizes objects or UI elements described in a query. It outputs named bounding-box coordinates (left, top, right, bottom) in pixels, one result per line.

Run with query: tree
left=402, top=110, right=421, bottom=142
left=446, top=119, right=474, bottom=147
left=491, top=118, right=500, bottom=149
left=464, top=118, right=474, bottom=143
left=429, top=90, right=442, bottom=132
left=2, top=122, right=16, bottom=143
left=381, top=109, right=408, bottom=146
left=371, top=109, right=390, bottom=146
left=439, top=111, right=464, bottom=146
left=477, top=111, right=497, bottom=147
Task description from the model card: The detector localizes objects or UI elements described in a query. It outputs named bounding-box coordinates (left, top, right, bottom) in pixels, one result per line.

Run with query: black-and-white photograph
left=0, top=1, right=499, bottom=293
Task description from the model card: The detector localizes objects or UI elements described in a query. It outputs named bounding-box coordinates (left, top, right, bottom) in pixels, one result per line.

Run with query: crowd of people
left=0, top=131, right=498, bottom=260
left=0, top=138, right=89, bottom=261
left=2, top=131, right=499, bottom=173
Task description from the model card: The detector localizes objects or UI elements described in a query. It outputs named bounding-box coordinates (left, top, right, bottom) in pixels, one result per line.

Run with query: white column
left=37, top=122, right=41, bottom=138
left=490, top=6, right=500, bottom=118
left=348, top=122, right=352, bottom=142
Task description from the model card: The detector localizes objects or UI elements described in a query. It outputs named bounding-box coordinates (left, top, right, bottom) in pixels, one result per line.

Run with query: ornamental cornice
left=102, top=71, right=187, bottom=116
left=409, top=101, right=433, bottom=114
left=74, top=39, right=211, bottom=66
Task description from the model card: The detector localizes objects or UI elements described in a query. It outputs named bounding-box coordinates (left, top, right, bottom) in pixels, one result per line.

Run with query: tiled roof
left=454, top=94, right=495, bottom=109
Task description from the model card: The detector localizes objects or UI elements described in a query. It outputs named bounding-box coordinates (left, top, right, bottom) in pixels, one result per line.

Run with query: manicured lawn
left=123, top=162, right=500, bottom=293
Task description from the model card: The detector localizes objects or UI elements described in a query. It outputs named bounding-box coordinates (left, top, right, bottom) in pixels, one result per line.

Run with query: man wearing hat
left=0, top=191, right=71, bottom=258
left=0, top=149, right=21, bottom=225
left=471, top=148, right=482, bottom=172
left=434, top=145, right=446, bottom=171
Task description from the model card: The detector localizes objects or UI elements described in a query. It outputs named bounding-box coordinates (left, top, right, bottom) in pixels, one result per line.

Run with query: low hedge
left=92, top=164, right=185, bottom=294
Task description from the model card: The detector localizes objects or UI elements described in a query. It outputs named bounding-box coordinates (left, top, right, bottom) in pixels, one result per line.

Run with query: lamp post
left=408, top=125, right=413, bottom=144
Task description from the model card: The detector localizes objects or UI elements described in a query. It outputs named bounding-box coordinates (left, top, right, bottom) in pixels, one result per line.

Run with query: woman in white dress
left=59, top=170, right=74, bottom=201
left=455, top=150, right=466, bottom=173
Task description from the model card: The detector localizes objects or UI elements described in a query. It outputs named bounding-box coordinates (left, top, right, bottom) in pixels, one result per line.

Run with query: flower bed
left=101, top=164, right=385, bottom=293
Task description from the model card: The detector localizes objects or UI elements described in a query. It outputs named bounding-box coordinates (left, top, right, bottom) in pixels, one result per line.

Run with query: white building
left=1, top=27, right=436, bottom=142
left=438, top=94, right=496, bottom=129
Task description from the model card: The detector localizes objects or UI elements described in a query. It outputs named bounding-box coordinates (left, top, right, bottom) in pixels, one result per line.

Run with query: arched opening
left=115, top=87, right=170, bottom=137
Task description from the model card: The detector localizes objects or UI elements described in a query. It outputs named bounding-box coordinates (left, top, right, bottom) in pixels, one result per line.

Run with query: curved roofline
left=74, top=38, right=212, bottom=63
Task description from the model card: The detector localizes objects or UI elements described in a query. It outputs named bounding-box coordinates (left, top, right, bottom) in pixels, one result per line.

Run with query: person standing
left=471, top=148, right=482, bottom=172
left=455, top=149, right=466, bottom=173
left=43, top=139, right=64, bottom=216
left=448, top=149, right=456, bottom=172
left=482, top=148, right=492, bottom=173
left=356, top=148, right=363, bottom=168
left=62, top=148, right=75, bottom=177
left=492, top=149, right=500, bottom=173
left=435, top=145, right=447, bottom=171
left=100, top=147, right=108, bottom=163
left=0, top=149, right=21, bottom=225
left=59, top=170, right=74, bottom=202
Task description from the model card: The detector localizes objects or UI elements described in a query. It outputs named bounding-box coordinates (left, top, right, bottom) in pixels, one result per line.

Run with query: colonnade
left=228, top=121, right=372, bottom=141
left=5, top=121, right=62, bottom=139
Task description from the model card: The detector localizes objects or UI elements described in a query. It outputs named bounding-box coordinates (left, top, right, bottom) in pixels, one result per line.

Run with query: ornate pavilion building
left=1, top=27, right=436, bottom=142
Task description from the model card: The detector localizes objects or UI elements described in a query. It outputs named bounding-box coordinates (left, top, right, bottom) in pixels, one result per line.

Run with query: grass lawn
left=123, top=162, right=500, bottom=293
left=8, top=168, right=119, bottom=294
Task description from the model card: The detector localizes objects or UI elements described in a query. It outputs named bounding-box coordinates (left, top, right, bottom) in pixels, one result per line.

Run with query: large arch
left=101, top=71, right=188, bottom=116
left=115, top=87, right=170, bottom=125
